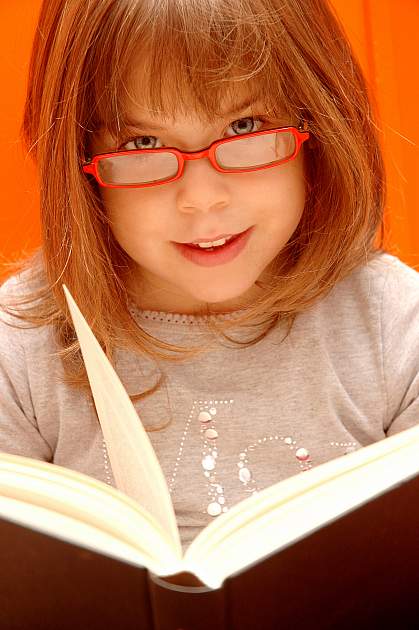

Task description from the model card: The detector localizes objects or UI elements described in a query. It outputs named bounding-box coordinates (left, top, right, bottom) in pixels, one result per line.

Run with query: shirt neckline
left=129, top=304, right=252, bottom=326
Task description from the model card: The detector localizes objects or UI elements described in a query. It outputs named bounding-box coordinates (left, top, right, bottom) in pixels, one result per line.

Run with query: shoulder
left=0, top=268, right=57, bottom=356
left=0, top=264, right=46, bottom=304
left=322, top=252, right=418, bottom=316
left=299, top=252, right=419, bottom=345
left=352, top=251, right=418, bottom=294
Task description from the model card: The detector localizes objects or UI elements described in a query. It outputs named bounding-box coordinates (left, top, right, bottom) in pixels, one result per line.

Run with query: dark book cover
left=1, top=470, right=418, bottom=630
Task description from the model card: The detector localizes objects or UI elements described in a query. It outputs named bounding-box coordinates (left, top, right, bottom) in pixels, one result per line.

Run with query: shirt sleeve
left=382, top=258, right=419, bottom=437
left=0, top=316, right=52, bottom=460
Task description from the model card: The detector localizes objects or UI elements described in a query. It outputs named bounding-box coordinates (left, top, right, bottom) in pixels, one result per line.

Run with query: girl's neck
left=124, top=266, right=267, bottom=317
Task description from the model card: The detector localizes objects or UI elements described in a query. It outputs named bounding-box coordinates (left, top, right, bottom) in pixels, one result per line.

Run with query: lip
left=180, top=232, right=240, bottom=245
left=173, top=226, right=254, bottom=267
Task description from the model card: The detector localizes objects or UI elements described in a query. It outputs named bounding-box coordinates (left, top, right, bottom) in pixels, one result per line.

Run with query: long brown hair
left=2, top=0, right=386, bottom=403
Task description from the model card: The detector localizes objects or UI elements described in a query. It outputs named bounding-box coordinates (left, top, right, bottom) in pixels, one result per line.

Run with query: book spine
left=147, top=572, right=226, bottom=630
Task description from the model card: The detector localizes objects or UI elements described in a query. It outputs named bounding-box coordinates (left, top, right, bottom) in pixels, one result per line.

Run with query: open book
left=0, top=285, right=418, bottom=629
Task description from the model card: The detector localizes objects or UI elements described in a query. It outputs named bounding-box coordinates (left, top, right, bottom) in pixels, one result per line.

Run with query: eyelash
left=117, top=116, right=270, bottom=151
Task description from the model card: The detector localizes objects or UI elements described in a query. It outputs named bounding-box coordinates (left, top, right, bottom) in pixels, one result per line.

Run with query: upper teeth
left=194, top=236, right=233, bottom=248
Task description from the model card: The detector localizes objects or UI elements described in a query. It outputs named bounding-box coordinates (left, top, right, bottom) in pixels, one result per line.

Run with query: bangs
left=84, top=0, right=300, bottom=142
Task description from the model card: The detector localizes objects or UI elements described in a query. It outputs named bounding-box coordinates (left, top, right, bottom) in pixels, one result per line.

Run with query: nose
left=176, top=153, right=231, bottom=215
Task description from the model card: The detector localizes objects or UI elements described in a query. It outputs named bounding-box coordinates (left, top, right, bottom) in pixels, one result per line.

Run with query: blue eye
left=227, top=117, right=265, bottom=136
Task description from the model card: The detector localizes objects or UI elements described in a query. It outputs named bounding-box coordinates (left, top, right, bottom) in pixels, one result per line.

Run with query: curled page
left=63, top=285, right=181, bottom=558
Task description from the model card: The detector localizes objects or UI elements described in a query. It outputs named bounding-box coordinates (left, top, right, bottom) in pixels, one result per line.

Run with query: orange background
left=1, top=0, right=418, bottom=278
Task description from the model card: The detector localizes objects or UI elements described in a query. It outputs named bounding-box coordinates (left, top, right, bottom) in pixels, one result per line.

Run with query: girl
left=0, top=0, right=418, bottom=550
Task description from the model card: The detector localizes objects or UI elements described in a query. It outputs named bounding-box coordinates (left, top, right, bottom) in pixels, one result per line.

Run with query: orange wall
left=1, top=1, right=418, bottom=277
left=0, top=2, right=41, bottom=273
left=331, top=0, right=419, bottom=269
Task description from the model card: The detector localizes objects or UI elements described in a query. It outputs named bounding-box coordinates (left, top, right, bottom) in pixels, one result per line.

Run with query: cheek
left=101, top=188, right=136, bottom=219
left=257, top=155, right=306, bottom=215
left=98, top=190, right=149, bottom=261
left=100, top=189, right=153, bottom=237
left=99, top=188, right=175, bottom=266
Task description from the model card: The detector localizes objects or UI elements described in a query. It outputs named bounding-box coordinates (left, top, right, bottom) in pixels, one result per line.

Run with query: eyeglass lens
left=97, top=130, right=297, bottom=186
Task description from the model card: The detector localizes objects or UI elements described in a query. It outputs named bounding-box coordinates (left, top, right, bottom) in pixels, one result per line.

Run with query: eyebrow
left=123, top=97, right=262, bottom=131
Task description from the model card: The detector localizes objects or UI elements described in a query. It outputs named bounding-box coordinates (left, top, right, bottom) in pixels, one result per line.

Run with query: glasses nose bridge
left=182, top=147, right=211, bottom=162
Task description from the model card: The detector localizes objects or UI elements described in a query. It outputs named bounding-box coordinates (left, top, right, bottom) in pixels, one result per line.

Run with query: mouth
left=172, top=226, right=254, bottom=267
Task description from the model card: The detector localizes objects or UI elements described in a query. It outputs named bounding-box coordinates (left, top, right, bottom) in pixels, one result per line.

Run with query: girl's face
left=92, top=94, right=306, bottom=314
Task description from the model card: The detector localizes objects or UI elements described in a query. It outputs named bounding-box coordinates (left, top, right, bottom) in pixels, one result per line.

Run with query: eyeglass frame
left=82, top=123, right=310, bottom=189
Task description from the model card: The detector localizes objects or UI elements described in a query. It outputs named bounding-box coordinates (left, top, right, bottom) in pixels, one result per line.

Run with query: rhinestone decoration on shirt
left=236, top=435, right=314, bottom=496
left=168, top=401, right=197, bottom=493
left=102, top=439, right=112, bottom=485
left=330, top=441, right=358, bottom=454
left=198, top=399, right=233, bottom=517
left=100, top=386, right=360, bottom=513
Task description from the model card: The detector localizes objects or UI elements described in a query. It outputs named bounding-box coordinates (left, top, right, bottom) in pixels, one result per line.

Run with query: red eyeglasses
left=82, top=124, right=310, bottom=189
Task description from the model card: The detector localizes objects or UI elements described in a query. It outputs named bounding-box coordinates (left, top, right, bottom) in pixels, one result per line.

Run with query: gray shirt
left=1, top=252, right=418, bottom=549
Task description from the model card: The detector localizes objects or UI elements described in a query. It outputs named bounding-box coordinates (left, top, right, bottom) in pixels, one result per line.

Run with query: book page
left=183, top=422, right=419, bottom=588
left=63, top=286, right=181, bottom=558
left=0, top=453, right=182, bottom=576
